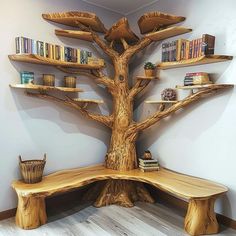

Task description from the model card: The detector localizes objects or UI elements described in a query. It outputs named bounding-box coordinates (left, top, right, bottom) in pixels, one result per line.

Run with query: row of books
left=161, top=34, right=215, bottom=62
left=184, top=72, right=211, bottom=86
left=15, top=36, right=104, bottom=66
left=139, top=158, right=160, bottom=172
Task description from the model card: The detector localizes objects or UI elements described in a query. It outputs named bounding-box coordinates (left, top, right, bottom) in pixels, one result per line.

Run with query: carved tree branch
left=129, top=79, right=151, bottom=99
left=123, top=37, right=152, bottom=60
left=121, top=38, right=129, bottom=50
left=127, top=85, right=233, bottom=134
left=26, top=92, right=114, bottom=128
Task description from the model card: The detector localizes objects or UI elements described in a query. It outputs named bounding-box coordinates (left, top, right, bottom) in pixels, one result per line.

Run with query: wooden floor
left=0, top=202, right=235, bottom=236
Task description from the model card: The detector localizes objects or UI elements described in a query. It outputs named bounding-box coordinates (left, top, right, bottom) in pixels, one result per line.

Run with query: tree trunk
left=93, top=58, right=154, bottom=207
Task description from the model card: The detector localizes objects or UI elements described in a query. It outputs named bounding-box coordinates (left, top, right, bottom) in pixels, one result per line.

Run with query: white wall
left=128, top=0, right=236, bottom=220
left=0, top=0, right=121, bottom=212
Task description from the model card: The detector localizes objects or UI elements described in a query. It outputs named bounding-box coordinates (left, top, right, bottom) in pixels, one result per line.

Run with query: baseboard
left=1, top=184, right=235, bottom=231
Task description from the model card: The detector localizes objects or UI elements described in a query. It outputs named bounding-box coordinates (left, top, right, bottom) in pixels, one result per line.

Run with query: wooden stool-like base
left=16, top=195, right=47, bottom=229
left=184, top=198, right=218, bottom=236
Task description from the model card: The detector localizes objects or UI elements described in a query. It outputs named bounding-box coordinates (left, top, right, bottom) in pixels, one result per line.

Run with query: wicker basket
left=19, top=154, right=46, bottom=184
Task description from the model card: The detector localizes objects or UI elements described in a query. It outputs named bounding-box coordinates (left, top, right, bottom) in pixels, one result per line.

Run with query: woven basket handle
left=43, top=153, right=47, bottom=162
left=19, top=155, right=23, bottom=163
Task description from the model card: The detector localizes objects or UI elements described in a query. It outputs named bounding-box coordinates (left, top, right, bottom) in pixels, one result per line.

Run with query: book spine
left=202, top=34, right=215, bottom=55
left=15, top=37, right=20, bottom=54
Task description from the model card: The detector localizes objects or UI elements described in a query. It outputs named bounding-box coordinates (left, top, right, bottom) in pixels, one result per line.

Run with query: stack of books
left=15, top=36, right=105, bottom=66
left=184, top=72, right=212, bottom=86
left=139, top=158, right=160, bottom=172
left=161, top=34, right=215, bottom=62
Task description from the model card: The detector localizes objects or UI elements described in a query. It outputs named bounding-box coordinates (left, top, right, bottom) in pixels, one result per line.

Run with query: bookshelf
left=157, top=55, right=233, bottom=70
left=176, top=84, right=234, bottom=90
left=8, top=54, right=104, bottom=70
left=55, top=29, right=93, bottom=42
left=10, top=84, right=83, bottom=93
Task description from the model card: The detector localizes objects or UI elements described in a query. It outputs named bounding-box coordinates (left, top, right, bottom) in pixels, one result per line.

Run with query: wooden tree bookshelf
left=9, top=10, right=233, bottom=235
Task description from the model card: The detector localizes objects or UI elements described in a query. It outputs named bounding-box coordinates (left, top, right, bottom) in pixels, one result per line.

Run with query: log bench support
left=16, top=195, right=47, bottom=229
left=184, top=198, right=218, bottom=236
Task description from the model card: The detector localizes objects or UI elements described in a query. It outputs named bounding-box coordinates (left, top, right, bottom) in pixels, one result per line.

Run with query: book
left=139, top=163, right=159, bottom=167
left=201, top=34, right=215, bottom=55
left=37, top=41, right=44, bottom=57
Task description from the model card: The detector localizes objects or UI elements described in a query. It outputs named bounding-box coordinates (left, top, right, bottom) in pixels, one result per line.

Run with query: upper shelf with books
left=55, top=29, right=93, bottom=42
left=8, top=54, right=104, bottom=70
left=157, top=55, right=233, bottom=70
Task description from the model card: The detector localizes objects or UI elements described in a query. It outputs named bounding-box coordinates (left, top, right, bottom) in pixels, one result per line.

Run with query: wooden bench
left=12, top=164, right=228, bottom=235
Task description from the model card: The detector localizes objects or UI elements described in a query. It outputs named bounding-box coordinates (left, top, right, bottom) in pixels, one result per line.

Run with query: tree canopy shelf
left=104, top=17, right=139, bottom=44
left=157, top=55, right=233, bottom=70
left=176, top=84, right=234, bottom=90
left=10, top=84, right=83, bottom=92
left=145, top=26, right=192, bottom=41
left=55, top=29, right=93, bottom=42
left=145, top=100, right=178, bottom=104
left=42, top=11, right=107, bottom=33
left=138, top=11, right=186, bottom=34
left=9, top=54, right=104, bottom=70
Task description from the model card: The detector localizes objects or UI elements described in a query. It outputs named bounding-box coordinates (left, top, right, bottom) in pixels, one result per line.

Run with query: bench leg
left=16, top=195, right=47, bottom=229
left=184, top=198, right=218, bottom=236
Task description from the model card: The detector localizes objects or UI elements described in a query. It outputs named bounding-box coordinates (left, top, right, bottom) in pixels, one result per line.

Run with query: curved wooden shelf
left=10, top=84, right=83, bottom=92
left=138, top=11, right=186, bottom=34
left=8, top=54, right=104, bottom=69
left=42, top=11, right=107, bottom=33
left=176, top=84, right=234, bottom=90
left=145, top=26, right=192, bottom=41
left=12, top=164, right=227, bottom=200
left=105, top=17, right=139, bottom=44
left=157, top=55, right=233, bottom=70
left=73, top=98, right=104, bottom=104
left=137, top=76, right=158, bottom=80
left=55, top=29, right=93, bottom=42
left=145, top=100, right=178, bottom=104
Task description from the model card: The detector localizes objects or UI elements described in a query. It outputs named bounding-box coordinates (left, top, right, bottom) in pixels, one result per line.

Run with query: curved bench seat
left=12, top=164, right=228, bottom=235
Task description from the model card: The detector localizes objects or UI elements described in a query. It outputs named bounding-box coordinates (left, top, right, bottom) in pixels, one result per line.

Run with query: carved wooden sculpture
left=10, top=11, right=233, bottom=235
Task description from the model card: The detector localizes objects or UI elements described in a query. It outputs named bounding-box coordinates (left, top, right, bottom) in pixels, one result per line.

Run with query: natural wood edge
left=73, top=98, right=104, bottom=104
left=138, top=11, right=186, bottom=34
left=145, top=26, right=192, bottom=41
left=136, top=76, right=158, bottom=80
left=157, top=55, right=233, bottom=70
left=8, top=54, right=104, bottom=70
left=176, top=84, right=234, bottom=90
left=42, top=11, right=107, bottom=33
left=9, top=84, right=84, bottom=93
left=104, top=17, right=139, bottom=43
left=145, top=100, right=178, bottom=104
left=55, top=29, right=93, bottom=42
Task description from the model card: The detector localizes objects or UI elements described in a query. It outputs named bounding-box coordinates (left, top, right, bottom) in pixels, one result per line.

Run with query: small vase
left=43, top=74, right=55, bottom=86
left=64, top=76, right=76, bottom=88
left=145, top=69, right=155, bottom=77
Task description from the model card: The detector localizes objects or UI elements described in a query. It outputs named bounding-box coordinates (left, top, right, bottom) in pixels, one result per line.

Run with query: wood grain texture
left=55, top=29, right=93, bottom=41
left=42, top=11, right=107, bottom=33
left=136, top=76, right=158, bottom=80
left=176, top=84, right=219, bottom=90
left=12, top=164, right=227, bottom=200
left=104, top=17, right=139, bottom=44
left=8, top=54, right=104, bottom=69
left=73, top=98, right=104, bottom=104
left=138, top=11, right=186, bottom=34
left=10, top=84, right=83, bottom=93
left=145, top=26, right=192, bottom=41
left=157, top=55, right=233, bottom=70
left=184, top=198, right=218, bottom=235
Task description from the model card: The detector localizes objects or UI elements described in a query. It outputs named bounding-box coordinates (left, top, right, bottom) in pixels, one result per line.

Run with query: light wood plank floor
left=0, top=202, right=235, bottom=236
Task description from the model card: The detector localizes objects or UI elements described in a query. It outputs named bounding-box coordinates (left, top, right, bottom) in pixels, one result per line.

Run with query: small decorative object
left=143, top=150, right=152, bottom=160
left=43, top=74, right=55, bottom=86
left=144, top=62, right=156, bottom=77
left=184, top=72, right=212, bottom=86
left=161, top=88, right=177, bottom=101
left=20, top=71, right=34, bottom=84
left=19, top=154, right=46, bottom=184
left=64, top=76, right=76, bottom=88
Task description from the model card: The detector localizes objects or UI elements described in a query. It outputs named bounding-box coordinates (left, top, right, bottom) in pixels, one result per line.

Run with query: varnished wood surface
left=145, top=26, right=192, bottom=41
left=55, top=29, right=93, bottom=41
left=138, top=11, right=186, bottom=34
left=176, top=84, right=226, bottom=90
left=145, top=100, right=178, bottom=104
left=73, top=98, right=104, bottom=104
left=10, top=84, right=83, bottom=93
left=136, top=76, right=158, bottom=80
left=12, top=164, right=227, bottom=200
left=42, top=11, right=107, bottom=33
left=8, top=54, right=104, bottom=69
left=157, top=55, right=233, bottom=70
left=1, top=203, right=235, bottom=236
left=104, top=17, right=139, bottom=43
